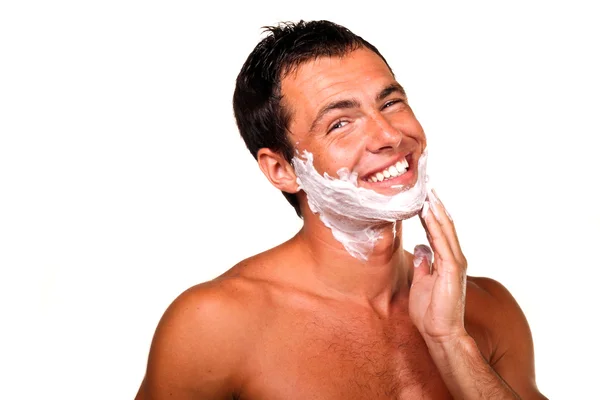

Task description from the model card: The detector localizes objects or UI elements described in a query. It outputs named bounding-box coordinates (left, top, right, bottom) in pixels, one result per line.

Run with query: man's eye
left=383, top=99, right=403, bottom=109
left=328, top=120, right=348, bottom=133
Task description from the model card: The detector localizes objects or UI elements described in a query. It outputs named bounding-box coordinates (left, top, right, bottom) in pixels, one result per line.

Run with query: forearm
left=426, top=334, right=520, bottom=400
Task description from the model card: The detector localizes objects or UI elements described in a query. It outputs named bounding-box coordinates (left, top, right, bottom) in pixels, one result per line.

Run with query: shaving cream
left=292, top=150, right=428, bottom=261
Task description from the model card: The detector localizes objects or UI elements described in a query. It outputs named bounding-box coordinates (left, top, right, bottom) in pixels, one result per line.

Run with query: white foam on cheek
left=292, top=150, right=428, bottom=261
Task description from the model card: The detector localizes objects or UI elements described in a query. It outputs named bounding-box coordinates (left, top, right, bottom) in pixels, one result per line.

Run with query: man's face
left=282, top=47, right=427, bottom=196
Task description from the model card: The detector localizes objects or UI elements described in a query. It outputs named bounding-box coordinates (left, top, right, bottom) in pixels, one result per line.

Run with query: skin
left=135, top=48, right=547, bottom=399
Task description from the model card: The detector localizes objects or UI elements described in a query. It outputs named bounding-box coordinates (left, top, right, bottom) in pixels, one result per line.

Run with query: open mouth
left=363, top=154, right=411, bottom=183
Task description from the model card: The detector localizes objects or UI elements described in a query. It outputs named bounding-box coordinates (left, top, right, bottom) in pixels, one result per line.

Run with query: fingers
left=419, top=189, right=467, bottom=272
left=420, top=199, right=454, bottom=266
left=428, top=188, right=464, bottom=260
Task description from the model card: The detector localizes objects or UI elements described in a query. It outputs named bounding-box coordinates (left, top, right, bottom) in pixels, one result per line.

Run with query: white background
left=1, top=1, right=598, bottom=399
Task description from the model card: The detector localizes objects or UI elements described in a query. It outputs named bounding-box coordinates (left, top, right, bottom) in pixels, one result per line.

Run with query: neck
left=295, top=211, right=412, bottom=312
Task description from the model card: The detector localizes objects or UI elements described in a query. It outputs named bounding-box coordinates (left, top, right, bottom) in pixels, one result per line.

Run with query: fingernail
left=431, top=188, right=452, bottom=221
left=414, top=244, right=433, bottom=267
left=429, top=196, right=441, bottom=221
left=428, top=188, right=444, bottom=220
left=428, top=188, right=438, bottom=203
left=444, top=208, right=453, bottom=221
left=421, top=201, right=430, bottom=219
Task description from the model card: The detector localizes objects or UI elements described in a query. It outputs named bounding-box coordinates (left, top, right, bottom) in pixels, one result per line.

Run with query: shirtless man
left=135, top=20, right=547, bottom=399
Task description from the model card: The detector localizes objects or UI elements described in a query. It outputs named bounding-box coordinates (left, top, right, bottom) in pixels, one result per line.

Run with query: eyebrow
left=308, top=83, right=406, bottom=133
left=377, top=83, right=406, bottom=102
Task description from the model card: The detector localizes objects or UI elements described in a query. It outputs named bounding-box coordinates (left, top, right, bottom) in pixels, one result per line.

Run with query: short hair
left=232, top=20, right=392, bottom=217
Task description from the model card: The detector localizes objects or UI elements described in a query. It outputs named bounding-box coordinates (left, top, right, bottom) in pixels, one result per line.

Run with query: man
left=135, top=20, right=546, bottom=399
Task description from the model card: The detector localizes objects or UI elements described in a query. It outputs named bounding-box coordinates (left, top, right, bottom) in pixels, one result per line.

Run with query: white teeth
left=366, top=157, right=409, bottom=183
left=395, top=158, right=408, bottom=171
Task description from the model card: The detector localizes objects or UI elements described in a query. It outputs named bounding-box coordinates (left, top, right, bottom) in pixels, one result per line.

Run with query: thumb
left=412, top=244, right=433, bottom=282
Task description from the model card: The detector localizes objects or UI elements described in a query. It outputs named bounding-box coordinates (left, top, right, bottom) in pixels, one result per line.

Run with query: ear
left=257, top=148, right=300, bottom=194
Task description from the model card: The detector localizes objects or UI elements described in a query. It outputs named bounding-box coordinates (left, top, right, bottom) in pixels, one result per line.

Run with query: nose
left=365, top=113, right=403, bottom=153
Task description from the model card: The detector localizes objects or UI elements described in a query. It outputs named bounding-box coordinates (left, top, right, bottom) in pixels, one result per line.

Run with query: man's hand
left=408, top=189, right=527, bottom=399
left=409, top=188, right=469, bottom=345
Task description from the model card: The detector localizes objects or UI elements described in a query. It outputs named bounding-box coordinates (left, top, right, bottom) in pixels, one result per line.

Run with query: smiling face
left=282, top=47, right=427, bottom=196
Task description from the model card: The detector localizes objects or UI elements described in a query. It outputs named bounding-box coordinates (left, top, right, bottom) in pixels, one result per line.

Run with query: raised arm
left=410, top=189, right=547, bottom=399
left=135, top=283, right=245, bottom=400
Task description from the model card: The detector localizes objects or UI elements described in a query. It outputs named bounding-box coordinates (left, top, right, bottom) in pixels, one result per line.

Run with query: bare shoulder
left=136, top=261, right=273, bottom=400
left=467, top=275, right=517, bottom=298
left=465, top=275, right=529, bottom=325
left=465, top=275, right=546, bottom=398
left=464, top=275, right=530, bottom=341
left=466, top=275, right=521, bottom=308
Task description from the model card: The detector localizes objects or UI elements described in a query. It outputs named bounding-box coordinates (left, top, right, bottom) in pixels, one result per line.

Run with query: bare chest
left=242, top=313, right=452, bottom=400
